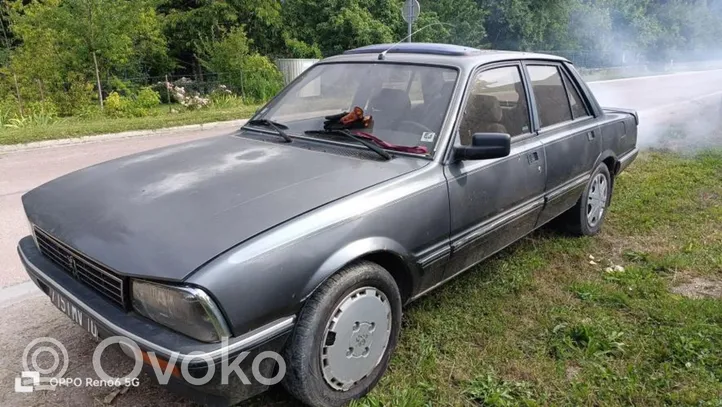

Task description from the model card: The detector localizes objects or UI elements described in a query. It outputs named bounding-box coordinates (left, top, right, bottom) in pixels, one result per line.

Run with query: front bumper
left=17, top=236, right=294, bottom=406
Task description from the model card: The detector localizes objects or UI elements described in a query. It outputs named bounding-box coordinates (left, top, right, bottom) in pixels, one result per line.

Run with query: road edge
left=0, top=280, right=42, bottom=308
left=0, top=119, right=249, bottom=154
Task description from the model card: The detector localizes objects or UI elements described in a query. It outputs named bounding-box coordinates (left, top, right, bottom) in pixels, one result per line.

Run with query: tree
left=8, top=0, right=170, bottom=79
left=282, top=0, right=400, bottom=56
left=479, top=0, right=577, bottom=51
left=161, top=0, right=297, bottom=70
left=416, top=0, right=488, bottom=47
left=195, top=25, right=284, bottom=102
left=6, top=0, right=170, bottom=114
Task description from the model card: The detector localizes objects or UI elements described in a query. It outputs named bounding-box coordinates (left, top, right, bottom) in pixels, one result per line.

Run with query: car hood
left=22, top=133, right=427, bottom=281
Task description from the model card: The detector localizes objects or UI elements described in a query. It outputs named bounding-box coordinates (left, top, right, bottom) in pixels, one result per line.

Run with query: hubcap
left=587, top=173, right=608, bottom=228
left=321, top=287, right=392, bottom=391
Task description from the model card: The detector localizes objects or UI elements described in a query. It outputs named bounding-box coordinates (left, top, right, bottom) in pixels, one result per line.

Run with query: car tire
left=282, top=261, right=402, bottom=407
left=563, top=163, right=613, bottom=236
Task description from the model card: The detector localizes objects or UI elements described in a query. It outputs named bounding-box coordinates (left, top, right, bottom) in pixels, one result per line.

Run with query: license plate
left=49, top=288, right=100, bottom=340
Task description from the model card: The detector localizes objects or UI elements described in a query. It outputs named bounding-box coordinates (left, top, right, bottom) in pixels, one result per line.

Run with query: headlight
left=131, top=280, right=231, bottom=343
left=27, top=219, right=38, bottom=248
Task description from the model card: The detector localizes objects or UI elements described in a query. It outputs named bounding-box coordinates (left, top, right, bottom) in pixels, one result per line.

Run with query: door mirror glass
left=454, top=132, right=511, bottom=161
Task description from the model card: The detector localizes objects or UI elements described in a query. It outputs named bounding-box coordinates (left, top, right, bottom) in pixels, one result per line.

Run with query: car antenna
left=378, top=22, right=455, bottom=61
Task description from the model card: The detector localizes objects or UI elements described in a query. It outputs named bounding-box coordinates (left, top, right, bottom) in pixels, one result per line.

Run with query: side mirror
left=454, top=133, right=511, bottom=161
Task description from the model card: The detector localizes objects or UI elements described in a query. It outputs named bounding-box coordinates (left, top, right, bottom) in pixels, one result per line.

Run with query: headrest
left=369, top=88, right=412, bottom=113
left=469, top=94, right=502, bottom=123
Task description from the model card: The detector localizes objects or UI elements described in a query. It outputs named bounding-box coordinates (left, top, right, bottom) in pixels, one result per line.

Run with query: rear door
left=443, top=63, right=546, bottom=280
left=524, top=62, right=601, bottom=225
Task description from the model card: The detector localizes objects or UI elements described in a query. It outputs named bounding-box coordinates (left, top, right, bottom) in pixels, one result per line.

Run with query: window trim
left=523, top=62, right=578, bottom=130
left=563, top=61, right=602, bottom=118
left=559, top=66, right=591, bottom=120
left=445, top=61, right=535, bottom=157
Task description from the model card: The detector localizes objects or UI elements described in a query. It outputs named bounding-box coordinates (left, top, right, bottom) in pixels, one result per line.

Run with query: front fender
left=304, top=237, right=413, bottom=300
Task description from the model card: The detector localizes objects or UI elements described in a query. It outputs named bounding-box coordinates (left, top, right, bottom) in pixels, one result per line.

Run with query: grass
left=0, top=103, right=260, bottom=145
left=249, top=149, right=722, bottom=407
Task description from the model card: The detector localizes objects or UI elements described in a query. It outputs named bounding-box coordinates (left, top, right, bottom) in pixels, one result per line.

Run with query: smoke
left=558, top=1, right=722, bottom=152
left=589, top=70, right=722, bottom=153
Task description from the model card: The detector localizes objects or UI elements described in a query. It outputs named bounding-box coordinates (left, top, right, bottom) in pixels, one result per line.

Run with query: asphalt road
left=0, top=68, right=721, bottom=407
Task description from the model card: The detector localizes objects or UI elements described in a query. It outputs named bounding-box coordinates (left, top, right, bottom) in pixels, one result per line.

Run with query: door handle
left=587, top=131, right=596, bottom=141
left=527, top=151, right=539, bottom=165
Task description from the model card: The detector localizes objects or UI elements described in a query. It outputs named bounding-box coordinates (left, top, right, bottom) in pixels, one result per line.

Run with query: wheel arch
left=596, top=150, right=619, bottom=176
left=302, top=237, right=417, bottom=305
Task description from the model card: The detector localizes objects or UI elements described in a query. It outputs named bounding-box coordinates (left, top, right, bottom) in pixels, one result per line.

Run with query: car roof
left=320, top=43, right=568, bottom=70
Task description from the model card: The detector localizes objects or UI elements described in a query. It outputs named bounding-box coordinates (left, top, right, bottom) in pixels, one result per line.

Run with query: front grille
left=34, top=227, right=127, bottom=308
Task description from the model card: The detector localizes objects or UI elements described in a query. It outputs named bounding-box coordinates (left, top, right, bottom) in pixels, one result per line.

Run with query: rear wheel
left=283, top=261, right=402, bottom=407
left=563, top=163, right=612, bottom=236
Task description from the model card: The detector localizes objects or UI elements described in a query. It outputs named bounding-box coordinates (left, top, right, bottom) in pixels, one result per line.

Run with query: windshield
left=254, top=63, right=459, bottom=155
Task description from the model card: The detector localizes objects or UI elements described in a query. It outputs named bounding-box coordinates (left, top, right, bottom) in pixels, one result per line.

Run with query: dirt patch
left=671, top=276, right=722, bottom=299
left=565, top=365, right=581, bottom=381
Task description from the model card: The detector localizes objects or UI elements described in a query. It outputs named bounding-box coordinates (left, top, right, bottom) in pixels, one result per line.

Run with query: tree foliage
left=2, top=0, right=722, bottom=116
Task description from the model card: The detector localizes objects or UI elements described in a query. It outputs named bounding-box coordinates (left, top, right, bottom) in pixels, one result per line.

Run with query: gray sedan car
left=18, top=43, right=638, bottom=406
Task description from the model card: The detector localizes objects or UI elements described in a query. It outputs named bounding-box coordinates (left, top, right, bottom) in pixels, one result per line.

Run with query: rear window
left=527, top=65, right=573, bottom=128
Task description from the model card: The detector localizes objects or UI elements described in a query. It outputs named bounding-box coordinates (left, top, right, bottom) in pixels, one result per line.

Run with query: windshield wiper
left=304, top=129, right=392, bottom=160
left=245, top=119, right=293, bottom=143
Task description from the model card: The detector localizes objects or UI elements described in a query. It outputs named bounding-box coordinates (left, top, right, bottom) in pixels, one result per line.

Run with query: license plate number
left=49, top=288, right=99, bottom=340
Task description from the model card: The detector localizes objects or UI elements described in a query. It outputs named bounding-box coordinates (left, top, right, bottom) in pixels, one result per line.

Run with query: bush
left=108, top=76, right=139, bottom=97
left=209, top=85, right=242, bottom=108
left=135, top=87, right=161, bottom=110
left=240, top=54, right=284, bottom=103
left=104, top=87, right=161, bottom=118
left=104, top=92, right=127, bottom=117
left=54, top=74, right=96, bottom=116
left=196, top=26, right=283, bottom=103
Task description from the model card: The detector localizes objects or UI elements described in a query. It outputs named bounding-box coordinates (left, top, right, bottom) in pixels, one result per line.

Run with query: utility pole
left=93, top=52, right=104, bottom=110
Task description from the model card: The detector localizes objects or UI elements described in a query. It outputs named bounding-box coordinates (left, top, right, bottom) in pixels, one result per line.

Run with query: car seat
left=459, top=95, right=508, bottom=145
left=368, top=88, right=412, bottom=130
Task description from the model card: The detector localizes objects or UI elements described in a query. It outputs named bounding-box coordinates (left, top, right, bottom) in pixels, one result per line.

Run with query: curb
left=0, top=118, right=248, bottom=154
left=0, top=281, right=43, bottom=308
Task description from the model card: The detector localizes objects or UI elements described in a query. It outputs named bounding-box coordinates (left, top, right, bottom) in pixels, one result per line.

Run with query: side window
left=459, top=66, right=531, bottom=145
left=561, top=71, right=589, bottom=119
left=527, top=65, right=573, bottom=128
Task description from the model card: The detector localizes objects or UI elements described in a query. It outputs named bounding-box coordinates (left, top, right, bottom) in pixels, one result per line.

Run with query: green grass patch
left=0, top=103, right=260, bottom=145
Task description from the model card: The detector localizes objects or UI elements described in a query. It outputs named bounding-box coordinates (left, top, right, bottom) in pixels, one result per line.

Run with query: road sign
left=402, top=0, right=420, bottom=42
left=401, top=0, right=420, bottom=23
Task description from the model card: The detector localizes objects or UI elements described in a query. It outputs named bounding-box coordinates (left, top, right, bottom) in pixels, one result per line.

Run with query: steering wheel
left=397, top=120, right=434, bottom=135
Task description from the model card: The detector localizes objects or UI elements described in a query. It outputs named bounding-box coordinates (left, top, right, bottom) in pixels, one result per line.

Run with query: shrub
left=196, top=26, right=284, bottom=103
left=104, top=88, right=160, bottom=118
left=108, top=76, right=139, bottom=97
left=104, top=92, right=127, bottom=117
left=240, top=54, right=284, bottom=103
left=135, top=87, right=161, bottom=110
left=54, top=74, right=97, bottom=116
left=209, top=85, right=242, bottom=108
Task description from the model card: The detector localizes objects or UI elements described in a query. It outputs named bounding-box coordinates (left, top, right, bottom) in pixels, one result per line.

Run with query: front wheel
left=282, top=261, right=402, bottom=407
left=563, top=163, right=612, bottom=236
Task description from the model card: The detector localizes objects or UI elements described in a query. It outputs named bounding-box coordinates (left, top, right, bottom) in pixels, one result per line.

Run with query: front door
left=443, top=63, right=547, bottom=279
